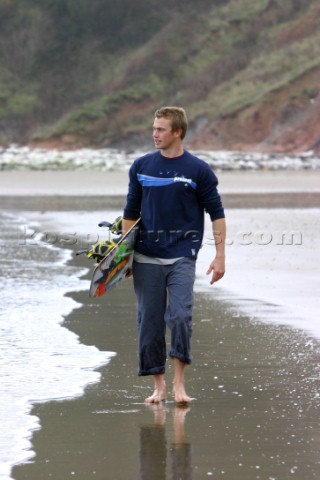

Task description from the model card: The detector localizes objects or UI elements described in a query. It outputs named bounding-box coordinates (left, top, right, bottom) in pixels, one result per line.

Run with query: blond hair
left=155, top=106, right=188, bottom=139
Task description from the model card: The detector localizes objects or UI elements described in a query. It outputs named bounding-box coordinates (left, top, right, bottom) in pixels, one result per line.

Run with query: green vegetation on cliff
left=0, top=0, right=319, bottom=151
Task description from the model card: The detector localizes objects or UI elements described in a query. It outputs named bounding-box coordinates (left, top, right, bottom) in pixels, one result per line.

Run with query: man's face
left=153, top=117, right=181, bottom=151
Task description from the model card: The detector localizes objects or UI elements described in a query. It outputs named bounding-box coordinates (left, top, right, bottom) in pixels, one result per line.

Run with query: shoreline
left=2, top=192, right=320, bottom=211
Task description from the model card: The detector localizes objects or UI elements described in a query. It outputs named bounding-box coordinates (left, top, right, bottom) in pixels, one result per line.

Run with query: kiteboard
left=86, top=217, right=141, bottom=298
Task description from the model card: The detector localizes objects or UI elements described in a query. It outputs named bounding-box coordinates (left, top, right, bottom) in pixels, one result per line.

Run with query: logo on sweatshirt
left=137, top=174, right=197, bottom=190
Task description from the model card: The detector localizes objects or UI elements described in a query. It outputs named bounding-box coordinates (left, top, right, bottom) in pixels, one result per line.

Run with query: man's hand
left=207, top=217, right=226, bottom=285
left=206, top=255, right=225, bottom=285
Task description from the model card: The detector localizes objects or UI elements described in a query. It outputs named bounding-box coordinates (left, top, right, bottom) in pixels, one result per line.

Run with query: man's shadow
left=138, top=404, right=192, bottom=480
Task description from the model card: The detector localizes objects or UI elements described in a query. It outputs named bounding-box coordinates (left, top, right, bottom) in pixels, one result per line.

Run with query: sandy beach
left=1, top=169, right=320, bottom=196
left=1, top=169, right=319, bottom=480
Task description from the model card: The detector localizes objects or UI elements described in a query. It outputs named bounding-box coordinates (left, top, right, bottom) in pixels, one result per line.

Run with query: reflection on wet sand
left=139, top=404, right=191, bottom=480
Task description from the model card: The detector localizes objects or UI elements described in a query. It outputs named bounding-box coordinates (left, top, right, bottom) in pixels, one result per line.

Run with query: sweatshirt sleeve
left=197, top=163, right=225, bottom=221
left=123, top=161, right=142, bottom=220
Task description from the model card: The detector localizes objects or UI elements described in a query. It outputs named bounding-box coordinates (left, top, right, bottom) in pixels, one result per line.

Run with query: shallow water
left=0, top=213, right=114, bottom=478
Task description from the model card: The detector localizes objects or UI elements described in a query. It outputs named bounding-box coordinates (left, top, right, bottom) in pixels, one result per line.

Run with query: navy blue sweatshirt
left=123, top=150, right=225, bottom=259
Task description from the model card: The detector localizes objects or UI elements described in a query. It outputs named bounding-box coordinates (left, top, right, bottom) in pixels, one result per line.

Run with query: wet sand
left=3, top=174, right=319, bottom=480
left=1, top=169, right=320, bottom=211
left=11, top=277, right=320, bottom=480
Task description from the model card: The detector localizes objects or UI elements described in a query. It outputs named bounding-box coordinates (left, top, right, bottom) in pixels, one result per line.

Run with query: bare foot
left=145, top=386, right=167, bottom=404
left=145, top=376, right=167, bottom=403
left=172, top=358, right=192, bottom=404
left=172, top=384, right=192, bottom=404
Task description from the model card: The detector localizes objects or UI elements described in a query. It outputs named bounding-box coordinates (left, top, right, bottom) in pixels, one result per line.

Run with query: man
left=123, top=106, right=226, bottom=404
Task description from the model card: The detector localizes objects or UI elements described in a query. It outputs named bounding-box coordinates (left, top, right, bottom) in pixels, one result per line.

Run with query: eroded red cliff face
left=186, top=66, right=320, bottom=154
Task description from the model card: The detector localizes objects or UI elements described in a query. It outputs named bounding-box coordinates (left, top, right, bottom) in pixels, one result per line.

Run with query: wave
left=0, top=212, right=115, bottom=479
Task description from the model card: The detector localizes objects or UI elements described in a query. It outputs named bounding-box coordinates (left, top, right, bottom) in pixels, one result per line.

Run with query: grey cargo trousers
left=132, top=257, right=196, bottom=376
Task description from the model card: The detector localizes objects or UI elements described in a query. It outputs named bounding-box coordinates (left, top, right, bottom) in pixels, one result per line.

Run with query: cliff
left=1, top=0, right=319, bottom=153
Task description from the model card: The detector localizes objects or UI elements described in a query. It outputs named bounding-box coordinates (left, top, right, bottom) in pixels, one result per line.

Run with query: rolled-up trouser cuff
left=169, top=349, right=192, bottom=365
left=138, top=365, right=166, bottom=376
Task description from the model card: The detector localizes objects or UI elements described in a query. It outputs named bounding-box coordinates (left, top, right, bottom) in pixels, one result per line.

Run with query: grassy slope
left=1, top=0, right=320, bottom=152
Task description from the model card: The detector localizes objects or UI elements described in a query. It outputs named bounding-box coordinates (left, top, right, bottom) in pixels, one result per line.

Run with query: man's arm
left=122, top=161, right=142, bottom=236
left=122, top=218, right=138, bottom=236
left=206, top=217, right=226, bottom=285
